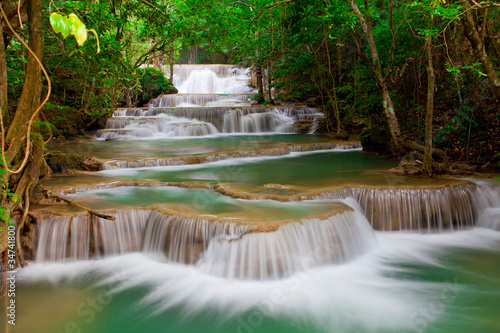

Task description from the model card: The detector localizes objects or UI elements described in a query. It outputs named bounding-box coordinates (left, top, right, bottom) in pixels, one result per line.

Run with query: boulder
left=45, top=151, right=102, bottom=173
left=389, top=151, right=423, bottom=176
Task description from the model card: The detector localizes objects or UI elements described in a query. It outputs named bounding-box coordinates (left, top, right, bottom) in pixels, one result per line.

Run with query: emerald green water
left=100, top=151, right=398, bottom=188
left=16, top=63, right=500, bottom=333
left=9, top=230, right=500, bottom=333
left=57, top=186, right=347, bottom=221
left=50, top=135, right=331, bottom=160
left=41, top=149, right=463, bottom=199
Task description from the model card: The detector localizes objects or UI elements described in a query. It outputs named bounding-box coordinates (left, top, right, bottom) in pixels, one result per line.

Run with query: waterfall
left=36, top=215, right=80, bottom=262
left=197, top=210, right=376, bottom=280
left=148, top=64, right=253, bottom=108
left=44, top=180, right=498, bottom=238
left=148, top=94, right=250, bottom=108
left=142, top=211, right=250, bottom=264
left=36, top=209, right=150, bottom=262
left=473, top=179, right=500, bottom=230
left=101, top=142, right=362, bottom=170
left=112, top=106, right=321, bottom=119
left=97, top=107, right=322, bottom=139
left=315, top=182, right=499, bottom=232
left=34, top=208, right=375, bottom=280
left=170, top=65, right=254, bottom=95
left=96, top=64, right=324, bottom=139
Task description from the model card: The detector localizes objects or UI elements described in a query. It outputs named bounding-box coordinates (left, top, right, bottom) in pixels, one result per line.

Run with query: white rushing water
left=99, top=142, right=362, bottom=170
left=19, top=226, right=500, bottom=332
left=172, top=65, right=254, bottom=95
left=96, top=64, right=323, bottom=140
left=97, top=107, right=322, bottom=140
left=24, top=63, right=500, bottom=333
left=34, top=206, right=377, bottom=280
left=150, top=64, right=253, bottom=107
left=97, top=108, right=317, bottom=140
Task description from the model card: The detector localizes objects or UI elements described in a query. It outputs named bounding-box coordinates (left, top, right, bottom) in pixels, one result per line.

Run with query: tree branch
left=40, top=186, right=116, bottom=221
left=247, top=0, right=294, bottom=25
left=136, top=0, right=169, bottom=19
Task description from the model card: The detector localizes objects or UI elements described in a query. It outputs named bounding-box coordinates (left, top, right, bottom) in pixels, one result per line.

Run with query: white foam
left=19, top=228, right=500, bottom=332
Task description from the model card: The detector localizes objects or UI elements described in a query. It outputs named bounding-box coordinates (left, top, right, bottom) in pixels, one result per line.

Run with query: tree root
left=404, top=140, right=446, bottom=157
left=15, top=181, right=32, bottom=267
left=39, top=185, right=116, bottom=221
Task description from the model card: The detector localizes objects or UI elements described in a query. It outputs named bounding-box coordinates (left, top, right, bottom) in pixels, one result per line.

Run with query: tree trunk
left=254, top=30, right=265, bottom=104
left=5, top=0, right=43, bottom=165
left=462, top=8, right=500, bottom=100
left=169, top=46, right=174, bottom=81
left=0, top=0, right=46, bottom=261
left=423, top=33, right=435, bottom=175
left=0, top=23, right=8, bottom=127
left=267, top=59, right=273, bottom=102
left=256, top=65, right=265, bottom=103
left=348, top=0, right=403, bottom=154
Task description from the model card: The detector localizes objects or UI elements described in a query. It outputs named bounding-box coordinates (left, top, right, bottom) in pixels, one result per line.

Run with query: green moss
left=45, top=151, right=102, bottom=173
left=135, top=67, right=178, bottom=106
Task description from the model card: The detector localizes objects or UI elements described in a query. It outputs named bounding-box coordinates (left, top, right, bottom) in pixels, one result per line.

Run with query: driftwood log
left=39, top=186, right=116, bottom=220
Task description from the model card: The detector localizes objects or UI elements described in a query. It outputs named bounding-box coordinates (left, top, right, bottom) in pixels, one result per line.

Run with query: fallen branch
left=404, top=141, right=446, bottom=157
left=39, top=186, right=115, bottom=221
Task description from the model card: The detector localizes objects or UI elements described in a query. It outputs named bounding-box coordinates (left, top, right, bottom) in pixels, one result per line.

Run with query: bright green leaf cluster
left=50, top=12, right=100, bottom=52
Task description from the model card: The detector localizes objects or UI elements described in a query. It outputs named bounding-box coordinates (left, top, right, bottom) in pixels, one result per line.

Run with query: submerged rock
left=389, top=151, right=423, bottom=176
left=45, top=151, right=102, bottom=173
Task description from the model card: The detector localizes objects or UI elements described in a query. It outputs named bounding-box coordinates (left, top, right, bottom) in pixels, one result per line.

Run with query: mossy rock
left=45, top=151, right=102, bottom=173
left=389, top=151, right=423, bottom=176
left=135, top=67, right=178, bottom=106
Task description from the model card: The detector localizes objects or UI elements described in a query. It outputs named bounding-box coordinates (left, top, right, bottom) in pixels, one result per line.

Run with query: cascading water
left=20, top=62, right=500, bottom=333
left=171, top=65, right=254, bottom=108
left=473, top=179, right=500, bottom=230
left=36, top=209, right=151, bottom=261
left=34, top=207, right=376, bottom=280
left=197, top=210, right=377, bottom=280
left=96, top=107, right=321, bottom=139
left=100, top=142, right=362, bottom=170
left=150, top=65, right=254, bottom=107
left=314, top=183, right=487, bottom=231
left=171, top=65, right=253, bottom=94
left=95, top=64, right=324, bottom=139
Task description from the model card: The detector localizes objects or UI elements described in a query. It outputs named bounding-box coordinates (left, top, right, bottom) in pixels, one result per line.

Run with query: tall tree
left=423, top=23, right=435, bottom=175
left=462, top=1, right=500, bottom=100
left=1, top=0, right=45, bottom=256
left=348, top=0, right=403, bottom=154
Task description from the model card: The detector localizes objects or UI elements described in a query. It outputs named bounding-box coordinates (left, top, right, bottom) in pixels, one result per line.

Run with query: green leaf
left=8, top=193, right=21, bottom=203
left=67, top=14, right=84, bottom=35
left=74, top=22, right=88, bottom=46
left=50, top=12, right=71, bottom=38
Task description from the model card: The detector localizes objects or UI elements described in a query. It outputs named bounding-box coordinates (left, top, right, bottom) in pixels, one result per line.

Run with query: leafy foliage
left=134, top=67, right=177, bottom=106
left=2, top=0, right=499, bottom=168
left=0, top=160, right=20, bottom=224
left=50, top=12, right=100, bottom=51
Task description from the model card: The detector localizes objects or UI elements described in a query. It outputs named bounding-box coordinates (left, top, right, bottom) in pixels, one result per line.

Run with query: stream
left=4, top=64, right=500, bottom=333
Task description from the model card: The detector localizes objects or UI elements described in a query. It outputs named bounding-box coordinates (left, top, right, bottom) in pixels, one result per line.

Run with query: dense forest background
left=1, top=0, right=499, bottom=255
left=3, top=1, right=499, bottom=161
